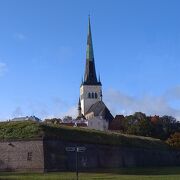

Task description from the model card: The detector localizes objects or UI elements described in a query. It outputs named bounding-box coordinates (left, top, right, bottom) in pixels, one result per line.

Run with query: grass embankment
left=0, top=121, right=168, bottom=149
left=0, top=167, right=180, bottom=180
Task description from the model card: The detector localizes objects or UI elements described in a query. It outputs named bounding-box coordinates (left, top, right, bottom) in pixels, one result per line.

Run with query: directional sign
left=65, top=147, right=76, bottom=152
left=65, top=146, right=86, bottom=152
left=77, top=147, right=86, bottom=152
left=65, top=146, right=87, bottom=180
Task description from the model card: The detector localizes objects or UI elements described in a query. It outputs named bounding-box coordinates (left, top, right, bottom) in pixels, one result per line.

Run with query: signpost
left=65, top=146, right=86, bottom=180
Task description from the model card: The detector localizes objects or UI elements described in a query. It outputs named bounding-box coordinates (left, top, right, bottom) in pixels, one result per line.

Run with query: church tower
left=80, top=17, right=102, bottom=115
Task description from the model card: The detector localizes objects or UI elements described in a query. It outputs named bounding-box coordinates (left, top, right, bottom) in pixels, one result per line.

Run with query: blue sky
left=0, top=0, right=180, bottom=120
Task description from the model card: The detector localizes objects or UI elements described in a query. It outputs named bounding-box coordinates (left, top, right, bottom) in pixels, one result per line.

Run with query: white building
left=11, top=116, right=41, bottom=122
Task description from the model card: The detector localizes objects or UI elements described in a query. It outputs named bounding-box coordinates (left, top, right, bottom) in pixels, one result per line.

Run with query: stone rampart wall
left=0, top=140, right=44, bottom=172
left=43, top=140, right=180, bottom=171
left=0, top=139, right=180, bottom=172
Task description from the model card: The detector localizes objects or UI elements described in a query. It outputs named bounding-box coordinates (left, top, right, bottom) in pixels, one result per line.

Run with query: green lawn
left=0, top=167, right=180, bottom=180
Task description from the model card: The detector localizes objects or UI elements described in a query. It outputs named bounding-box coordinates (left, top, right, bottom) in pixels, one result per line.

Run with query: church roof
left=83, top=17, right=101, bottom=86
left=86, top=101, right=114, bottom=122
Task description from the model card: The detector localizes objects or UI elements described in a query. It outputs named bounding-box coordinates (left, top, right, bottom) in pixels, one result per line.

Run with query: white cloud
left=14, top=33, right=27, bottom=40
left=14, top=97, right=78, bottom=120
left=12, top=106, right=23, bottom=118
left=50, top=96, right=77, bottom=118
left=165, top=86, right=180, bottom=100
left=43, top=106, right=77, bottom=120
left=104, top=88, right=180, bottom=120
left=63, top=106, right=77, bottom=118
left=0, top=62, right=7, bottom=76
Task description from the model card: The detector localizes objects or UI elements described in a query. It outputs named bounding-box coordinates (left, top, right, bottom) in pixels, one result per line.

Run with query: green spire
left=86, top=16, right=94, bottom=61
left=83, top=16, right=101, bottom=85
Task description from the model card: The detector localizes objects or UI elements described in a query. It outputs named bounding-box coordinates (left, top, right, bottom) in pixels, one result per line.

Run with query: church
left=76, top=17, right=114, bottom=131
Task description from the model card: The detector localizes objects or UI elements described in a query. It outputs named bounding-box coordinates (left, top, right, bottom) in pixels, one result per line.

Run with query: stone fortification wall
left=43, top=140, right=180, bottom=172
left=0, top=139, right=180, bottom=172
left=0, top=140, right=44, bottom=172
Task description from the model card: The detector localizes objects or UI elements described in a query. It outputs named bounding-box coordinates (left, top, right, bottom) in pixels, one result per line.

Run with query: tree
left=63, top=116, right=73, bottom=122
left=109, top=115, right=126, bottom=131
left=166, top=132, right=180, bottom=149
left=137, top=118, right=153, bottom=136
left=126, top=116, right=153, bottom=137
left=133, top=112, right=146, bottom=120
left=159, top=116, right=180, bottom=140
left=44, top=118, right=62, bottom=124
left=110, top=112, right=180, bottom=141
left=150, top=115, right=160, bottom=124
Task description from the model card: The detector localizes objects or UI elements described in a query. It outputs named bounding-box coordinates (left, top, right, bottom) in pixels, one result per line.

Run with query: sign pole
left=65, top=146, right=86, bottom=180
left=76, top=147, right=79, bottom=180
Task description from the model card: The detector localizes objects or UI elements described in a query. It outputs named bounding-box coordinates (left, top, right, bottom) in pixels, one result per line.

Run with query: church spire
left=83, top=16, right=101, bottom=85
left=86, top=16, right=94, bottom=60
left=78, top=98, right=82, bottom=117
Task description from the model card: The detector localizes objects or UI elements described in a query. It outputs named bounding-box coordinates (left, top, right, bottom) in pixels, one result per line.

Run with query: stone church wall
left=80, top=85, right=101, bottom=115
left=0, top=140, right=44, bottom=172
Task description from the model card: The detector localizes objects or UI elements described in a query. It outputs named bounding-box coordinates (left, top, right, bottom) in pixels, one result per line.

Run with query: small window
left=88, top=93, right=91, bottom=98
left=95, top=93, right=97, bottom=99
left=27, top=152, right=32, bottom=161
left=91, top=93, right=94, bottom=98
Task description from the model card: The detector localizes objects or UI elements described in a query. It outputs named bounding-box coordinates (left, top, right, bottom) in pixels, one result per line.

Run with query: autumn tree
left=110, top=112, right=180, bottom=140
left=166, top=132, right=180, bottom=149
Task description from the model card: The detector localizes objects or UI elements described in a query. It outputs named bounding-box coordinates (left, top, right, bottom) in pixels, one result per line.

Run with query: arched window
left=88, top=93, right=91, bottom=98
left=95, top=93, right=97, bottom=99
left=91, top=92, right=94, bottom=99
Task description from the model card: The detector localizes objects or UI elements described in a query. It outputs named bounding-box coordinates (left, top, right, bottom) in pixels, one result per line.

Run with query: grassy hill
left=0, top=121, right=169, bottom=150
